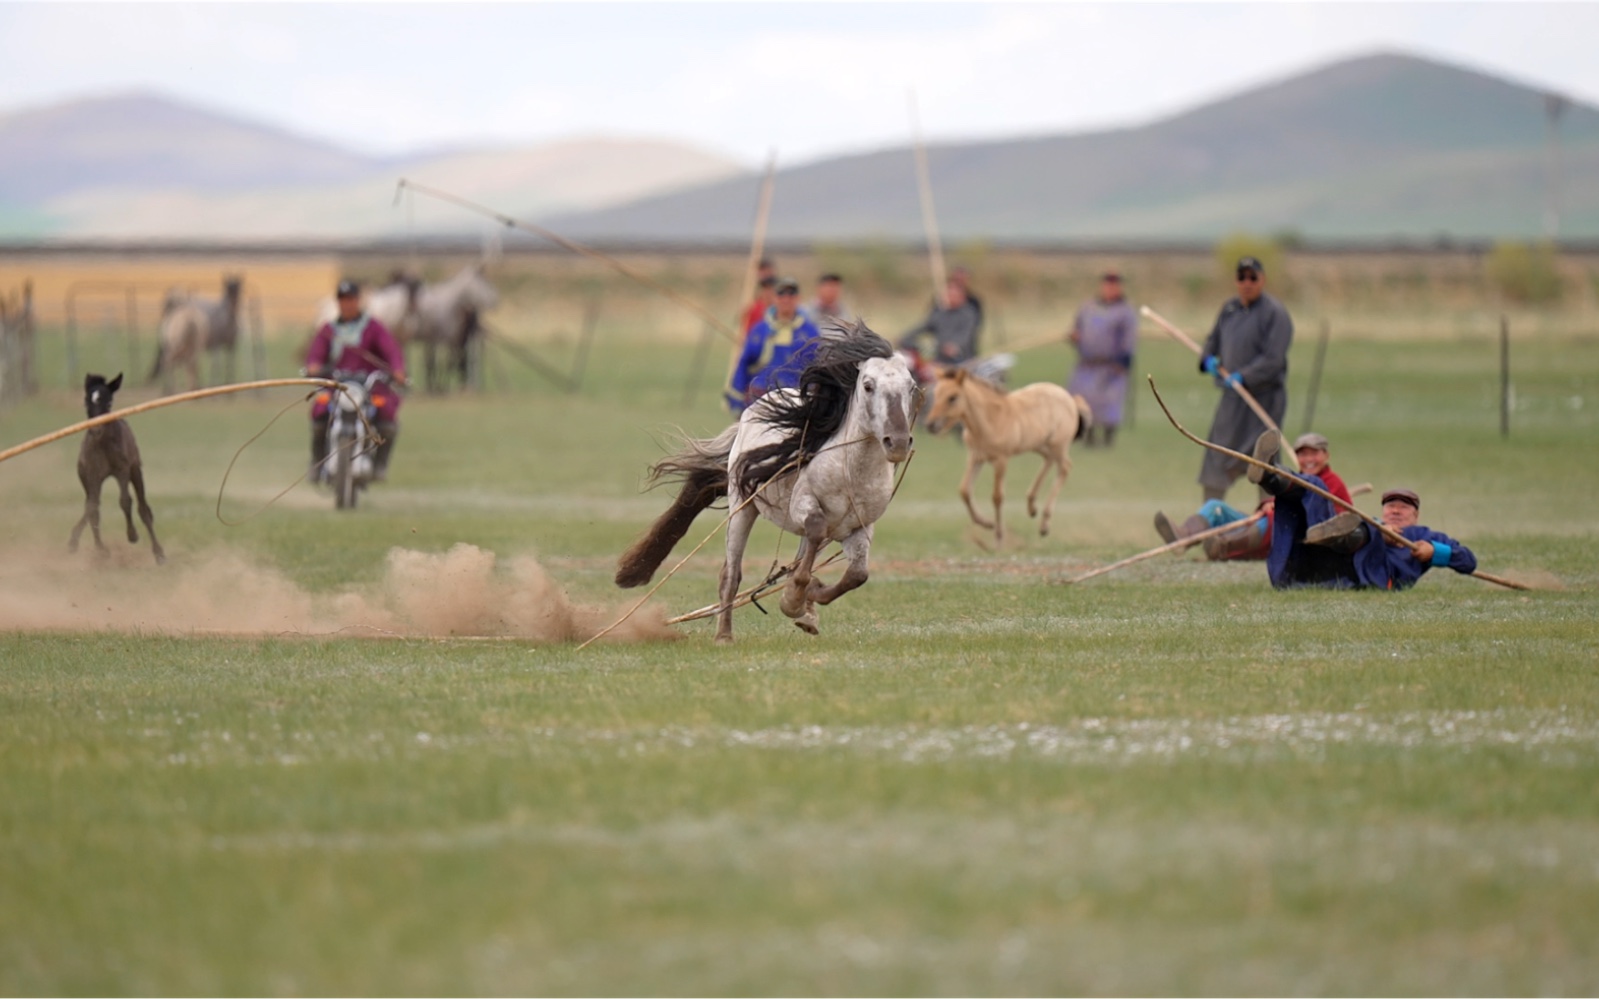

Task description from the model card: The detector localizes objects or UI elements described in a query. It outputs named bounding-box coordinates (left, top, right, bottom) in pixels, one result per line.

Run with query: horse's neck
left=959, top=380, right=1009, bottom=441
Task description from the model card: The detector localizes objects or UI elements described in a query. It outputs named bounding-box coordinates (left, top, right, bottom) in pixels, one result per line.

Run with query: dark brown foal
left=68, top=373, right=165, bottom=564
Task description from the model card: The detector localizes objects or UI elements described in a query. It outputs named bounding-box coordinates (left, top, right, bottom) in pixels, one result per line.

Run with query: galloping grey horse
left=151, top=275, right=243, bottom=393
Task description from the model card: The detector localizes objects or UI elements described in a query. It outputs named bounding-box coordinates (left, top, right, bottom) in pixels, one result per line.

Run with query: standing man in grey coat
left=1197, top=256, right=1293, bottom=501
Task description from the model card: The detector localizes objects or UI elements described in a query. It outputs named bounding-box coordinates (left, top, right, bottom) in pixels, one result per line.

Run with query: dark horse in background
left=69, top=373, right=164, bottom=564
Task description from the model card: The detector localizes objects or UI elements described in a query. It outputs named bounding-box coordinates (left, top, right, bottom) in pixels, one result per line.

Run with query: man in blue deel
left=1246, top=431, right=1477, bottom=590
left=725, top=276, right=822, bottom=413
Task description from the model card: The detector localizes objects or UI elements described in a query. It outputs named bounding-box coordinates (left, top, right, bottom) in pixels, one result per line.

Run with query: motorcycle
left=318, top=371, right=392, bottom=510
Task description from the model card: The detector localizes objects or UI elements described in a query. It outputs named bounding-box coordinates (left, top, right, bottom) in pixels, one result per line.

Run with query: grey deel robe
left=1198, top=292, right=1294, bottom=492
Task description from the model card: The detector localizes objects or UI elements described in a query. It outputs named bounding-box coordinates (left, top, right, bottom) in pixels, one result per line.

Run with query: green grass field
left=2, top=322, right=1597, bottom=994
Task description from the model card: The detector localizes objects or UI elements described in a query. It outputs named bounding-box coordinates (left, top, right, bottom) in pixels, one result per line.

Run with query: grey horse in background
left=414, top=265, right=498, bottom=393
left=150, top=275, right=244, bottom=394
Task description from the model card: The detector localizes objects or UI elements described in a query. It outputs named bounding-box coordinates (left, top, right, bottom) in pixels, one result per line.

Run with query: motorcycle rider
left=306, top=279, right=408, bottom=482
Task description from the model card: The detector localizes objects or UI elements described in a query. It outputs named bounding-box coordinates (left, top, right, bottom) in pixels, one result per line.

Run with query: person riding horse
left=306, top=280, right=408, bottom=482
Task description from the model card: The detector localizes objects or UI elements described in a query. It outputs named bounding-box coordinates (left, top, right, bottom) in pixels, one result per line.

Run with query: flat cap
left=1292, top=432, right=1329, bottom=451
left=1381, top=488, right=1421, bottom=510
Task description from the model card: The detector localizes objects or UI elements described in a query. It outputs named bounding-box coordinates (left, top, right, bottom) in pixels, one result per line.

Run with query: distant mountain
left=549, top=52, right=1599, bottom=241
left=0, top=92, right=743, bottom=238
left=0, top=92, right=377, bottom=203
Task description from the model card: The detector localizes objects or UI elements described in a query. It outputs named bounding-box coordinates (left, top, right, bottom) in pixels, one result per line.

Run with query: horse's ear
left=84, top=374, right=95, bottom=392
left=108, top=373, right=123, bottom=392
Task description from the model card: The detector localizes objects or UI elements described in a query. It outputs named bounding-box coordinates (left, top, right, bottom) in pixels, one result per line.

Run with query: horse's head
left=84, top=372, right=123, bottom=418
left=925, top=367, right=969, bottom=435
left=855, top=354, right=917, bottom=463
left=222, top=275, right=244, bottom=301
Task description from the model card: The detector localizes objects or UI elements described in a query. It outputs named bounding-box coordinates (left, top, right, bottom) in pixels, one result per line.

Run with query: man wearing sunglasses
left=725, top=277, right=822, bottom=413
left=1195, top=255, right=1294, bottom=502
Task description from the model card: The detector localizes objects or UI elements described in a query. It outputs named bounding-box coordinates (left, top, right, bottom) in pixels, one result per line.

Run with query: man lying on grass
left=1246, top=431, right=1477, bottom=590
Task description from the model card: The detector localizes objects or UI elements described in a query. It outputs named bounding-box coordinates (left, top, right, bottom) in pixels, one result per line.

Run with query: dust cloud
left=0, top=542, right=674, bottom=644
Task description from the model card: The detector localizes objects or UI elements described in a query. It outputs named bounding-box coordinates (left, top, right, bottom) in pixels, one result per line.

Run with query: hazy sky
left=2, top=2, right=1596, bottom=166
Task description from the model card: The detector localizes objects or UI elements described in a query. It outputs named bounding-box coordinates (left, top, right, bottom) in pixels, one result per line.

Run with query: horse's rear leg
left=716, top=502, right=758, bottom=644
left=1025, top=458, right=1052, bottom=519
left=1035, top=452, right=1072, bottom=538
left=131, top=466, right=165, bottom=564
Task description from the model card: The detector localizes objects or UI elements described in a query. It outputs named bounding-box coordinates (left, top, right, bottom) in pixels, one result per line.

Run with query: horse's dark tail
left=1072, top=393, right=1094, bottom=441
left=615, top=424, right=738, bottom=588
left=146, top=341, right=165, bottom=384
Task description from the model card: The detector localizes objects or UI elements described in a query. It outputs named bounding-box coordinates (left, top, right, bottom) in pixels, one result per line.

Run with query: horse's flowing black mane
left=733, top=322, right=894, bottom=496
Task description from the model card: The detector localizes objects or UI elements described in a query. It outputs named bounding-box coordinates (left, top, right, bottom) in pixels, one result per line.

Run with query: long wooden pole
left=718, top=152, right=779, bottom=400
left=1146, top=376, right=1530, bottom=591
left=0, top=378, right=341, bottom=467
left=1500, top=315, right=1511, bottom=438
left=909, top=91, right=948, bottom=308
left=1141, top=305, right=1299, bottom=471
left=396, top=179, right=740, bottom=344
left=1057, top=512, right=1267, bottom=586
left=1300, top=318, right=1330, bottom=435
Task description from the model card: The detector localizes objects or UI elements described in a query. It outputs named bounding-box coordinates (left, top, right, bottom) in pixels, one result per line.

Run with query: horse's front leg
left=116, top=474, right=138, bottom=543
left=716, top=501, right=759, bottom=644
left=780, top=503, right=827, bottom=634
left=959, top=451, right=992, bottom=529
left=990, top=456, right=1009, bottom=543
left=809, top=526, right=873, bottom=607
left=82, top=479, right=108, bottom=554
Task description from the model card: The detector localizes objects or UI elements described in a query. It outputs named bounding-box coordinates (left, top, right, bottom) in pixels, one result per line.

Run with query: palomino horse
left=69, top=373, right=164, bottom=564
left=926, top=367, right=1091, bottom=545
left=151, top=275, right=243, bottom=393
left=616, top=325, right=917, bottom=643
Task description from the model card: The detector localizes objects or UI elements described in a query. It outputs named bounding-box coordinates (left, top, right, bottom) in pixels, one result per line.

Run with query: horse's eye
left=864, top=380, right=875, bottom=393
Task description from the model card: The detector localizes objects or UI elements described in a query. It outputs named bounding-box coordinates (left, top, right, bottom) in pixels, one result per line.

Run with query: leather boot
left=1156, top=512, right=1209, bottom=548
left=1204, top=522, right=1265, bottom=561
left=373, top=421, right=398, bottom=482
left=1306, top=512, right=1367, bottom=553
left=1245, top=430, right=1293, bottom=496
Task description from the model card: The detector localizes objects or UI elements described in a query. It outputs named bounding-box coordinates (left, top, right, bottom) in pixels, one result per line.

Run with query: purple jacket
left=307, top=314, right=406, bottom=383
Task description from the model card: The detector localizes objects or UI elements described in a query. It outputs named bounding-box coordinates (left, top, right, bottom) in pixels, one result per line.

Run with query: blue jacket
left=1267, top=475, right=1476, bottom=590
left=726, top=309, right=822, bottom=412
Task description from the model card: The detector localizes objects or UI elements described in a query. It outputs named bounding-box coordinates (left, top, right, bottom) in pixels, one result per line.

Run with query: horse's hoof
left=128, top=530, right=139, bottom=543
left=714, top=633, right=734, bottom=645
left=1039, top=524, right=1051, bottom=537
left=153, top=551, right=167, bottom=566
left=794, top=618, right=819, bottom=635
